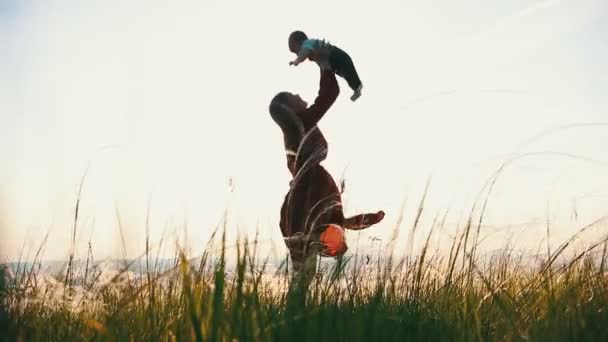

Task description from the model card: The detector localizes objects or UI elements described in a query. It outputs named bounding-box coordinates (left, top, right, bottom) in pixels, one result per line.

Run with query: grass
left=1, top=150, right=608, bottom=341
left=1, top=211, right=607, bottom=341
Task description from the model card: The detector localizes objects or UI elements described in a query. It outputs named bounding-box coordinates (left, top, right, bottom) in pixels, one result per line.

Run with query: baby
left=288, top=30, right=363, bottom=101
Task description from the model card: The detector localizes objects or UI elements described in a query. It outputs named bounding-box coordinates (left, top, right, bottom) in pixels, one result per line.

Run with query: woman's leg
left=279, top=169, right=320, bottom=300
left=280, top=165, right=342, bottom=292
left=281, top=164, right=386, bottom=276
left=343, top=211, right=386, bottom=230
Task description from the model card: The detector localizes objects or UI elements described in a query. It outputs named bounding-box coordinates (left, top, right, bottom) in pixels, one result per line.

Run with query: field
left=2, top=201, right=608, bottom=342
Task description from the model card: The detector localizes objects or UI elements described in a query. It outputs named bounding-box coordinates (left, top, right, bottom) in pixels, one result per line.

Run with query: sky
left=1, top=0, right=607, bottom=262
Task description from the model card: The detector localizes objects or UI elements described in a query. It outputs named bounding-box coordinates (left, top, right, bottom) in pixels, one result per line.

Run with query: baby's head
left=288, top=30, right=308, bottom=54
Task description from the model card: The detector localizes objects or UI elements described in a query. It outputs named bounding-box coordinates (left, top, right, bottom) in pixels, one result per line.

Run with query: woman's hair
left=269, top=92, right=291, bottom=109
left=269, top=92, right=305, bottom=151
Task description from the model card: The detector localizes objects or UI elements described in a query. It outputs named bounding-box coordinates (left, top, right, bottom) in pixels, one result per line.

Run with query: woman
left=268, top=68, right=385, bottom=281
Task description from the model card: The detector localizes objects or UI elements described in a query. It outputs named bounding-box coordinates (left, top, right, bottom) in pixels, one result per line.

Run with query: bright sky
left=1, top=0, right=607, bottom=262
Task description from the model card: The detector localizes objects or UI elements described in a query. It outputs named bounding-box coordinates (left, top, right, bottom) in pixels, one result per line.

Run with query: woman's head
left=269, top=91, right=307, bottom=116
left=268, top=92, right=307, bottom=156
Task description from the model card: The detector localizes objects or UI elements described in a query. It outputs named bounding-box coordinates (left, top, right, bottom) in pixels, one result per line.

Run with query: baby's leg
left=343, top=210, right=385, bottom=230
left=329, top=47, right=362, bottom=95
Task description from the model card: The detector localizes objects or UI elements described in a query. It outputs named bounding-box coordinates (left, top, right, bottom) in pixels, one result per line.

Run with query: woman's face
left=286, top=93, right=308, bottom=112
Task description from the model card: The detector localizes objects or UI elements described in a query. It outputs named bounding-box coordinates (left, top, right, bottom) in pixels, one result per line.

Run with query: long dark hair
left=269, top=92, right=305, bottom=152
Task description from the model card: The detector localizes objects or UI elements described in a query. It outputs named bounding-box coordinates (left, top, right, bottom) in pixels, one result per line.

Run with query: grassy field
left=1, top=172, right=607, bottom=342
left=1, top=213, right=608, bottom=342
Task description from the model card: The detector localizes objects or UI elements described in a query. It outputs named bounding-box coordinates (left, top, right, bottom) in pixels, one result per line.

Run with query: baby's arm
left=290, top=40, right=316, bottom=66
left=289, top=49, right=311, bottom=66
